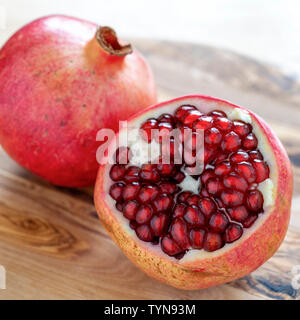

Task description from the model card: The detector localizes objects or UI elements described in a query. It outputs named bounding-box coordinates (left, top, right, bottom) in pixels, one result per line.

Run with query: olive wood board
left=0, top=39, right=299, bottom=300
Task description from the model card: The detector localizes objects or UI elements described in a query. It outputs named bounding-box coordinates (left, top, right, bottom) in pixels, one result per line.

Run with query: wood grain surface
left=0, top=39, right=299, bottom=300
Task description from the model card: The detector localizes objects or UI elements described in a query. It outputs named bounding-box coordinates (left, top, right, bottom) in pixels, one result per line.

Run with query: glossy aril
left=161, top=235, right=183, bottom=256
left=136, top=224, right=153, bottom=242
left=232, top=121, right=252, bottom=137
left=203, top=232, right=224, bottom=252
left=227, top=206, right=249, bottom=222
left=189, top=228, right=206, bottom=249
left=184, top=206, right=205, bottom=227
left=253, top=159, right=270, bottom=183
left=223, top=173, right=248, bottom=192
left=224, top=223, right=243, bottom=243
left=140, top=118, right=158, bottom=142
left=109, top=183, right=124, bottom=201
left=150, top=213, right=169, bottom=236
left=138, top=185, right=159, bottom=203
left=123, top=200, right=139, bottom=220
left=170, top=218, right=190, bottom=250
left=221, top=132, right=241, bottom=152
left=136, top=205, right=153, bottom=224
left=110, top=164, right=126, bottom=181
left=208, top=212, right=229, bottom=233
left=198, top=197, right=216, bottom=218
left=246, top=190, right=264, bottom=212
left=243, top=133, right=258, bottom=150
left=122, top=182, right=140, bottom=201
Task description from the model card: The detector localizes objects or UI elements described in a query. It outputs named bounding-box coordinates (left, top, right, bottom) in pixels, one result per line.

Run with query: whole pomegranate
left=0, top=15, right=156, bottom=187
left=94, top=95, right=293, bottom=290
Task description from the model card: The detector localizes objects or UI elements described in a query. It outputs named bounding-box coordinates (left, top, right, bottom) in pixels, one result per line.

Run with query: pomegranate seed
left=139, top=164, right=160, bottom=183
left=173, top=203, right=187, bottom=218
left=243, top=133, right=258, bottom=150
left=200, top=188, right=210, bottom=197
left=213, top=152, right=228, bottom=164
left=185, top=132, right=202, bottom=151
left=158, top=121, right=173, bottom=132
left=157, top=163, right=175, bottom=176
left=223, top=172, right=248, bottom=192
left=151, top=213, right=169, bottom=236
left=230, top=151, right=249, bottom=163
left=109, top=164, right=126, bottom=181
left=116, top=202, right=123, bottom=212
left=186, top=194, right=201, bottom=206
left=246, top=190, right=264, bottom=212
left=173, top=170, right=185, bottom=183
left=193, top=116, right=213, bottom=130
left=140, top=118, right=158, bottom=143
left=227, top=206, right=249, bottom=222
left=221, top=131, right=241, bottom=152
left=208, top=212, right=229, bottom=233
left=115, top=147, right=131, bottom=164
left=174, top=105, right=197, bottom=122
left=184, top=205, right=205, bottom=227
left=252, top=159, right=269, bottom=183
left=122, top=182, right=141, bottom=201
left=109, top=182, right=124, bottom=201
left=208, top=110, right=227, bottom=118
left=136, top=204, right=153, bottom=224
left=135, top=224, right=153, bottom=242
left=214, top=161, right=231, bottom=176
left=182, top=109, right=202, bottom=127
left=220, top=189, right=244, bottom=207
left=200, top=168, right=215, bottom=184
left=158, top=113, right=175, bottom=124
left=214, top=117, right=232, bottom=132
left=159, top=182, right=178, bottom=194
left=224, top=223, right=243, bottom=243
left=153, top=194, right=174, bottom=212
left=123, top=200, right=139, bottom=220
left=206, top=177, right=222, bottom=195
left=177, top=191, right=192, bottom=203
left=161, top=138, right=178, bottom=160
left=129, top=220, right=138, bottom=230
left=138, top=185, right=159, bottom=203
left=124, top=166, right=140, bottom=183
left=235, top=161, right=256, bottom=183
left=198, top=197, right=216, bottom=218
left=204, top=147, right=218, bottom=163
left=232, top=121, right=252, bottom=137
left=249, top=150, right=263, bottom=160
left=203, top=232, right=224, bottom=252
left=189, top=228, right=206, bottom=249
left=205, top=127, right=222, bottom=145
left=242, top=214, right=258, bottom=228
left=170, top=218, right=190, bottom=250
left=161, top=235, right=182, bottom=256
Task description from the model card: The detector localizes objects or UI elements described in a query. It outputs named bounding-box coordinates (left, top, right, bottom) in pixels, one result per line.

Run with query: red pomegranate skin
left=0, top=15, right=156, bottom=187
left=94, top=95, right=293, bottom=290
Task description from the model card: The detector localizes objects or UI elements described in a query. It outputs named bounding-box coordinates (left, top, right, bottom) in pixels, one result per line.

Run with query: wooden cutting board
left=0, top=39, right=299, bottom=300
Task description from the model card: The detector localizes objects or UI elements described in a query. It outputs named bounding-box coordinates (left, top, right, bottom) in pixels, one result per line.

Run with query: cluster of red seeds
left=109, top=105, right=270, bottom=258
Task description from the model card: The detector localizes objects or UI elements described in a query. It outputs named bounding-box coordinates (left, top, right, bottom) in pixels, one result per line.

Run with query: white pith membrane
left=103, top=97, right=276, bottom=262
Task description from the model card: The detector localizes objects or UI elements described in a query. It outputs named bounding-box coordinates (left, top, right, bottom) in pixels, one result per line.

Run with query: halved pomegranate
left=94, top=95, right=293, bottom=290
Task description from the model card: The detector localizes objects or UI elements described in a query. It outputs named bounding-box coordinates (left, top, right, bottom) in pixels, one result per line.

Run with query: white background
left=0, top=0, right=299, bottom=78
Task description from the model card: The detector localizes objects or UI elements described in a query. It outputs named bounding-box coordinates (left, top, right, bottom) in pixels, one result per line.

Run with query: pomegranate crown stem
left=96, top=26, right=133, bottom=57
